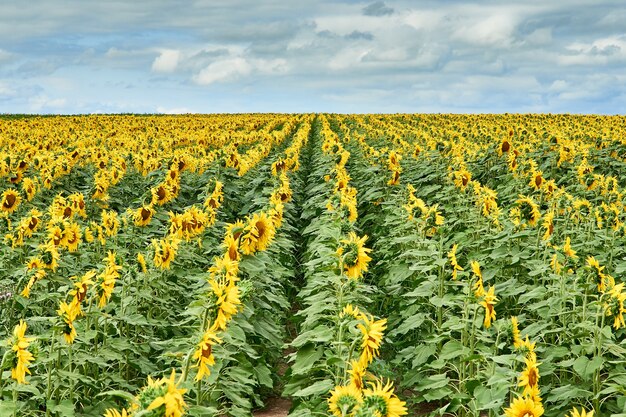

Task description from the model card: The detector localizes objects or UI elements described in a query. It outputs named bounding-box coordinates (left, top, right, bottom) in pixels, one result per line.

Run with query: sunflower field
left=1, top=114, right=626, bottom=417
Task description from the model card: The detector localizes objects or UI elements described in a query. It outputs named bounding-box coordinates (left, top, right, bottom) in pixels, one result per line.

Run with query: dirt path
left=253, top=398, right=292, bottom=417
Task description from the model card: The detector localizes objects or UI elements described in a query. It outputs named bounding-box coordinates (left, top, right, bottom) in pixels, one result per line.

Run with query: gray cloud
left=362, top=1, right=394, bottom=17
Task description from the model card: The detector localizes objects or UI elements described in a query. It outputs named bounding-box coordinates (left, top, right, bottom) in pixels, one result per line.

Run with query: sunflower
left=511, top=317, right=523, bottom=349
left=387, top=170, right=401, bottom=186
left=101, top=210, right=120, bottom=237
left=22, top=177, right=37, bottom=201
left=504, top=395, right=543, bottom=417
left=337, top=232, right=372, bottom=280
left=57, top=301, right=79, bottom=344
left=193, top=323, right=222, bottom=381
left=541, top=211, right=555, bottom=241
left=361, top=380, right=407, bottom=417
left=153, top=238, right=180, bottom=270
left=480, top=286, right=497, bottom=328
left=328, top=384, right=362, bottom=417
left=151, top=183, right=172, bottom=206
left=518, top=355, right=541, bottom=397
left=134, top=205, right=155, bottom=227
left=103, top=408, right=129, bottom=417
left=529, top=171, right=544, bottom=190
left=348, top=359, right=367, bottom=391
left=340, top=304, right=363, bottom=320
left=471, top=261, right=485, bottom=297
left=62, top=222, right=82, bottom=252
left=98, top=252, right=122, bottom=308
left=516, top=195, right=541, bottom=227
left=7, top=320, right=35, bottom=384
left=550, top=253, right=563, bottom=274
left=605, top=283, right=626, bottom=330
left=499, top=139, right=511, bottom=155
left=448, top=244, right=464, bottom=280
left=357, top=314, right=387, bottom=366
left=209, top=255, right=239, bottom=283
left=137, top=253, right=148, bottom=273
left=39, top=241, right=60, bottom=271
left=453, top=169, right=472, bottom=190
left=568, top=407, right=594, bottom=417
left=69, top=271, right=96, bottom=307
left=145, top=370, right=187, bottom=417
left=1, top=189, right=21, bottom=214
left=563, top=237, right=577, bottom=259
left=210, top=279, right=241, bottom=330
left=222, top=234, right=240, bottom=262
left=586, top=256, right=613, bottom=293
left=240, top=212, right=276, bottom=255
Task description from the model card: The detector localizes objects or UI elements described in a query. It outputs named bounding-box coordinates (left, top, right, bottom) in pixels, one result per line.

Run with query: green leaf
left=96, top=390, right=135, bottom=402
left=291, top=344, right=324, bottom=375
left=573, top=356, right=603, bottom=381
left=439, top=340, right=469, bottom=360
left=547, top=385, right=591, bottom=402
left=390, top=313, right=426, bottom=336
left=412, top=344, right=437, bottom=369
left=292, top=379, right=334, bottom=397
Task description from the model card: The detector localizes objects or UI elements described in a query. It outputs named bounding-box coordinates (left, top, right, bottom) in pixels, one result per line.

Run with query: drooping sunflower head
left=605, top=283, right=626, bottom=329
left=510, top=316, right=523, bottom=349
left=337, top=232, right=372, bottom=280
left=360, top=380, right=407, bottom=417
left=516, top=195, right=541, bottom=227
left=134, top=205, right=155, bottom=227
left=328, top=384, right=363, bottom=417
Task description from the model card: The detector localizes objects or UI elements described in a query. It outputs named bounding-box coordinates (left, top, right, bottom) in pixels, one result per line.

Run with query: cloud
left=193, top=57, right=252, bottom=85
left=362, top=2, right=394, bottom=17
left=28, top=94, right=67, bottom=111
left=345, top=31, right=374, bottom=41
left=0, top=1, right=624, bottom=113
left=152, top=49, right=181, bottom=73
left=156, top=106, right=193, bottom=114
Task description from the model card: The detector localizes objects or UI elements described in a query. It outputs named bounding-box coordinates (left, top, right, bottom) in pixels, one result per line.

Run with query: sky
left=0, top=0, right=625, bottom=114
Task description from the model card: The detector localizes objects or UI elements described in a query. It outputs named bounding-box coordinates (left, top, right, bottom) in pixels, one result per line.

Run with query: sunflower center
left=141, top=208, right=151, bottom=221
left=4, top=194, right=16, bottom=208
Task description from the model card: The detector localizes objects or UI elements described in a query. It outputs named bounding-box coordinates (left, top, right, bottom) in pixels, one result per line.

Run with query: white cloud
left=156, top=106, right=193, bottom=114
left=452, top=13, right=519, bottom=47
left=193, top=56, right=287, bottom=85
left=558, top=35, right=626, bottom=66
left=194, top=57, right=252, bottom=85
left=29, top=95, right=67, bottom=111
left=0, top=49, right=12, bottom=63
left=152, top=49, right=181, bottom=73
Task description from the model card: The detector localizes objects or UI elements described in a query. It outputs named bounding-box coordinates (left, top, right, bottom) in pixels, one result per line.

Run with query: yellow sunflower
left=8, top=320, right=35, bottom=384
left=518, top=355, right=541, bottom=397
left=357, top=314, right=387, bottom=366
left=480, top=286, right=497, bottom=328
left=328, top=384, right=363, bottom=417
left=337, top=232, right=372, bottom=280
left=134, top=205, right=155, bottom=227
left=504, top=395, right=543, bottom=417
left=568, top=407, right=594, bottom=417
left=193, top=323, right=222, bottom=381
left=1, top=189, right=21, bottom=214
left=361, top=379, right=407, bottom=417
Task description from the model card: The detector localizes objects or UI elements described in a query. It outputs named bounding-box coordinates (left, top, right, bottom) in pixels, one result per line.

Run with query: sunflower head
left=504, top=395, right=544, bottom=417
left=1, top=189, right=21, bottom=214
left=337, top=232, right=372, bottom=280
left=361, top=380, right=407, bottom=417
left=328, top=385, right=362, bottom=417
